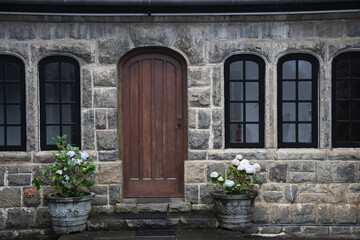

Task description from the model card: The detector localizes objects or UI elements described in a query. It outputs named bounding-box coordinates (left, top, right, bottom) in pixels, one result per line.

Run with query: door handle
left=177, top=118, right=182, bottom=129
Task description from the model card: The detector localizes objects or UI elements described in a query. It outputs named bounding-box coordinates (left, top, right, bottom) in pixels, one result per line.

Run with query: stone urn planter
left=45, top=192, right=95, bottom=234
left=211, top=190, right=258, bottom=231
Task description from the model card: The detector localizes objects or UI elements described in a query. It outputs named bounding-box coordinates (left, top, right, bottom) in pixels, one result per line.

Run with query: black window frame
left=225, top=54, right=265, bottom=148
left=332, top=52, right=360, bottom=148
left=0, top=55, right=26, bottom=151
left=277, top=53, right=319, bottom=148
left=39, top=56, right=81, bottom=150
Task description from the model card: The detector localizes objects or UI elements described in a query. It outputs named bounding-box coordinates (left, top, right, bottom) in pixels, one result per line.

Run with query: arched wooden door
left=120, top=49, right=186, bottom=198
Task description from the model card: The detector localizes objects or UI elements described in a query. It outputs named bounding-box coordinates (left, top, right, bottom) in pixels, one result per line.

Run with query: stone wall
left=0, top=12, right=360, bottom=236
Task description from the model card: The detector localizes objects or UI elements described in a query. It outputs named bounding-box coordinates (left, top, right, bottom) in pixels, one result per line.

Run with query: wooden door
left=120, top=50, right=186, bottom=198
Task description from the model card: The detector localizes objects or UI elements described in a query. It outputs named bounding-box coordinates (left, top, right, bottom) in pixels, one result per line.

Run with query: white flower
left=237, top=163, right=246, bottom=171
left=235, top=154, right=243, bottom=160
left=67, top=151, right=76, bottom=158
left=64, top=175, right=70, bottom=181
left=217, top=176, right=224, bottom=182
left=76, top=159, right=83, bottom=165
left=245, top=165, right=256, bottom=174
left=56, top=170, right=63, bottom=175
left=232, top=159, right=240, bottom=166
left=81, top=152, right=89, bottom=160
left=210, top=171, right=219, bottom=178
left=224, top=180, right=235, bottom=187
left=253, top=163, right=261, bottom=173
left=240, top=159, right=250, bottom=166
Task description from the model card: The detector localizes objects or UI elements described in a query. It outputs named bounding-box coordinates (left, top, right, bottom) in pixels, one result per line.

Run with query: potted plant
left=24, top=135, right=97, bottom=234
left=209, top=154, right=261, bottom=231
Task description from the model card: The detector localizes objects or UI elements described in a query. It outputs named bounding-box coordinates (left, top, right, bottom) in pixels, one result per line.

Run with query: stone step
left=87, top=213, right=219, bottom=231
left=115, top=200, right=192, bottom=213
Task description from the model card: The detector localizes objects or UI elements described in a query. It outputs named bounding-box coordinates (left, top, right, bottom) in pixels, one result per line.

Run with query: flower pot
left=45, top=192, right=95, bottom=234
left=211, top=190, right=258, bottom=231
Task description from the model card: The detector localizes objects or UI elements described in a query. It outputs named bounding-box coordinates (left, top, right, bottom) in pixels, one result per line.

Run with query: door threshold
left=122, top=198, right=184, bottom=204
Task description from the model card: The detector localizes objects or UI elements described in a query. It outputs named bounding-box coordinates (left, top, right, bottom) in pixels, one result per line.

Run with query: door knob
left=177, top=118, right=182, bottom=129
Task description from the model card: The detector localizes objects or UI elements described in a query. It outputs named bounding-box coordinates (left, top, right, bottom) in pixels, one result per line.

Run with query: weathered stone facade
left=0, top=12, right=360, bottom=237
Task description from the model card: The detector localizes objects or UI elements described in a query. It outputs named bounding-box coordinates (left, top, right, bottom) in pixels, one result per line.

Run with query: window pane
left=0, top=105, right=3, bottom=124
left=230, top=82, right=243, bottom=101
left=352, top=81, right=360, bottom=100
left=245, top=82, right=258, bottom=101
left=246, top=124, right=259, bottom=143
left=353, top=123, right=360, bottom=141
left=230, top=103, right=243, bottom=121
left=62, top=126, right=75, bottom=145
left=298, top=102, right=312, bottom=121
left=45, top=83, right=59, bottom=103
left=336, top=59, right=351, bottom=79
left=336, top=123, right=349, bottom=142
left=7, top=105, right=21, bottom=124
left=298, top=81, right=312, bottom=100
left=245, top=61, right=258, bottom=80
left=230, top=124, right=243, bottom=143
left=0, top=83, right=3, bottom=102
left=336, top=81, right=350, bottom=99
left=282, top=82, right=295, bottom=100
left=246, top=103, right=259, bottom=122
left=6, top=84, right=20, bottom=103
left=61, top=62, right=75, bottom=82
left=6, top=62, right=21, bottom=82
left=46, top=126, right=59, bottom=145
left=46, top=105, right=60, bottom=124
left=0, top=126, right=3, bottom=145
left=352, top=59, right=360, bottom=79
left=230, top=61, right=243, bottom=80
left=282, top=103, right=296, bottom=121
left=336, top=102, right=349, bottom=120
left=298, top=60, right=312, bottom=79
left=352, top=102, right=360, bottom=120
left=44, top=62, right=59, bottom=81
left=62, top=105, right=75, bottom=124
left=61, top=83, right=75, bottom=103
left=283, top=60, right=296, bottom=79
left=298, top=124, right=312, bottom=143
left=7, top=126, right=21, bottom=146
left=283, top=124, right=295, bottom=142
left=0, top=63, right=3, bottom=81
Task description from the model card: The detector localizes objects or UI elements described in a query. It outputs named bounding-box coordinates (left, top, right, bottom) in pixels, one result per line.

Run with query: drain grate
left=123, top=212, right=167, bottom=220
left=135, top=229, right=175, bottom=237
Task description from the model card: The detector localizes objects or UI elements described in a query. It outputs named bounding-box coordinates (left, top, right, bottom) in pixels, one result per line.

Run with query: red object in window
left=236, top=126, right=242, bottom=142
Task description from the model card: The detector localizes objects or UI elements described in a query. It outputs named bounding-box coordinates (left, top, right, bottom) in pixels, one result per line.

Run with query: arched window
left=39, top=56, right=80, bottom=150
left=278, top=54, right=318, bottom=148
left=332, top=52, right=360, bottom=147
left=0, top=55, right=26, bottom=151
left=225, top=55, right=265, bottom=148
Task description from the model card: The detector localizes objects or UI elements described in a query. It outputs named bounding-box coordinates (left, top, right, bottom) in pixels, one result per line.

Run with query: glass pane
left=61, top=83, right=75, bottom=103
left=283, top=81, right=295, bottom=100
left=282, top=103, right=296, bottom=121
left=336, top=81, right=350, bottom=99
left=46, top=105, right=60, bottom=124
left=283, top=60, right=296, bottom=79
left=298, top=81, right=312, bottom=100
left=45, top=83, right=59, bottom=103
left=230, top=82, right=243, bottom=101
left=298, top=60, right=312, bottom=79
left=230, top=103, right=243, bottom=121
left=0, top=126, right=3, bottom=146
left=7, top=126, right=21, bottom=146
left=6, top=63, right=20, bottom=82
left=245, top=82, right=259, bottom=101
left=336, top=102, right=349, bottom=120
left=7, top=105, right=21, bottom=124
left=299, top=124, right=312, bottom=143
left=336, top=123, right=349, bottom=142
left=6, top=84, right=20, bottom=103
left=298, top=102, right=312, bottom=121
left=0, top=63, right=3, bottom=81
left=44, top=62, right=59, bottom=81
left=352, top=81, right=360, bottom=100
left=245, top=61, right=258, bottom=80
left=336, top=59, right=351, bottom=79
left=0, top=105, right=3, bottom=124
left=353, top=59, right=360, bottom=79
left=0, top=83, right=3, bottom=102
left=352, top=102, right=360, bottom=120
left=46, top=126, right=59, bottom=145
left=283, top=124, right=295, bottom=142
left=62, top=126, right=75, bottom=145
left=246, top=103, right=259, bottom=122
left=230, top=61, right=243, bottom=80
left=246, top=124, right=259, bottom=143
left=61, top=62, right=75, bottom=82
left=353, top=123, right=360, bottom=141
left=230, top=124, right=243, bottom=143
left=62, top=105, right=75, bottom=124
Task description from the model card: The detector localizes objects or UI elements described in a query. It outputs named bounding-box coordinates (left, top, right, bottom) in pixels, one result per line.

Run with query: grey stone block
left=188, top=67, right=211, bottom=87
left=9, top=23, right=36, bottom=40
left=291, top=22, right=314, bottom=38
left=188, top=88, right=210, bottom=107
left=93, top=67, right=117, bottom=87
left=0, top=42, right=30, bottom=63
left=107, top=108, right=118, bottom=129
left=199, top=184, right=218, bottom=204
left=349, top=183, right=360, bottom=192
left=317, top=205, right=333, bottom=224
left=263, top=184, right=283, bottom=191
left=289, top=172, right=315, bottom=183
left=330, top=227, right=351, bottom=235
left=82, top=110, right=95, bottom=150
left=316, top=21, right=343, bottom=38
left=6, top=208, right=34, bottom=228
left=35, top=207, right=52, bottom=228
left=89, top=23, right=126, bottom=39
left=334, top=205, right=357, bottom=224
left=317, top=162, right=332, bottom=183
left=82, top=67, right=92, bottom=109
left=206, top=162, right=225, bottom=182
left=269, top=164, right=288, bottom=182
left=285, top=185, right=298, bottom=203
left=0, top=167, right=4, bottom=186
left=269, top=204, right=291, bottom=224
left=253, top=204, right=270, bottom=223
left=94, top=88, right=117, bottom=108
left=96, top=109, right=107, bottom=129
left=261, top=226, right=283, bottom=234
left=96, top=130, right=118, bottom=150
left=214, top=23, right=237, bottom=40
left=92, top=195, right=108, bottom=206
left=212, top=66, right=222, bottom=107
left=169, top=202, right=191, bottom=213
left=299, top=193, right=327, bottom=203
left=263, top=191, right=283, bottom=203
left=109, top=184, right=121, bottom=205
left=262, top=22, right=290, bottom=39
left=130, top=24, right=175, bottom=47
left=212, top=109, right=223, bottom=149
left=188, top=108, right=197, bottom=129
left=0, top=152, right=31, bottom=163
left=292, top=204, right=316, bottom=223
left=345, top=20, right=360, bottom=37
left=283, top=226, right=302, bottom=234
left=239, top=23, right=259, bottom=39
left=332, top=163, right=356, bottom=183
left=188, top=130, right=209, bottom=149
left=0, top=188, right=21, bottom=207
left=7, top=174, right=31, bottom=186
left=303, top=226, right=329, bottom=235
left=38, top=23, right=66, bottom=39
left=98, top=151, right=119, bottom=161
left=69, top=23, right=89, bottom=39
left=98, top=37, right=131, bottom=64
left=91, top=185, right=108, bottom=195
left=198, top=109, right=210, bottom=129
left=300, top=183, right=328, bottom=193
left=289, top=161, right=315, bottom=172
left=0, top=210, right=4, bottom=230
left=185, top=184, right=199, bottom=204
left=188, top=150, right=207, bottom=160
left=207, top=151, right=234, bottom=160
